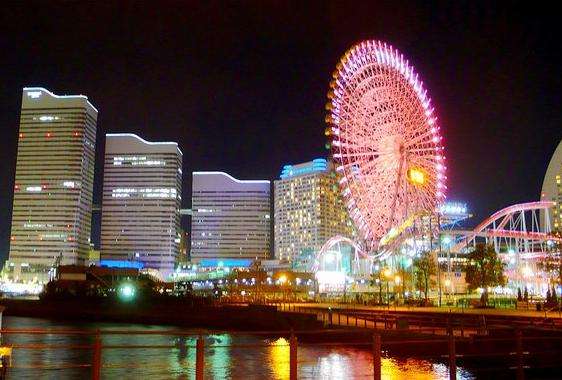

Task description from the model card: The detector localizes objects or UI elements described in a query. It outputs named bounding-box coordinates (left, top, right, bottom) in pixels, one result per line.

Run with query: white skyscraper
left=190, top=172, right=271, bottom=265
left=7, top=87, right=98, bottom=282
left=100, top=133, right=182, bottom=277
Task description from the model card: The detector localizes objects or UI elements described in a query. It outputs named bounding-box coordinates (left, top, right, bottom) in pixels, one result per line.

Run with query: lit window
left=26, top=186, right=42, bottom=192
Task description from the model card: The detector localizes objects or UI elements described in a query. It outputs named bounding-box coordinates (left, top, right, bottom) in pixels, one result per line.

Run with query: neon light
left=26, top=91, right=42, bottom=99
left=198, top=258, right=252, bottom=268
left=279, top=158, right=329, bottom=179
left=39, top=115, right=59, bottom=121
left=100, top=260, right=144, bottom=269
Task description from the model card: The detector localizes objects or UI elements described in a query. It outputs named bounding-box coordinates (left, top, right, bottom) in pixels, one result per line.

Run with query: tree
left=465, top=244, right=506, bottom=304
left=413, top=252, right=437, bottom=302
left=517, top=288, right=523, bottom=302
left=369, top=271, right=383, bottom=304
left=537, top=239, right=562, bottom=286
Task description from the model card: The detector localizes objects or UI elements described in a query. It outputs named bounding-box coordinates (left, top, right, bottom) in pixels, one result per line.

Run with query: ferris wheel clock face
left=326, top=40, right=447, bottom=254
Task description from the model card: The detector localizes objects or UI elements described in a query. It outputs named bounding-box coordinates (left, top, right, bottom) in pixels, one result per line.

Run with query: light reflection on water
left=1, top=317, right=474, bottom=379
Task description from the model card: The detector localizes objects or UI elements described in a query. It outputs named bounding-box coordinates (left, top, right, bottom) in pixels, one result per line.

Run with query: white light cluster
left=439, top=203, right=467, bottom=215
left=26, top=186, right=42, bottom=192
left=113, top=156, right=165, bottom=166
left=23, top=223, right=46, bottom=229
left=38, top=115, right=60, bottom=122
left=63, top=181, right=76, bottom=188
left=142, top=188, right=177, bottom=198
left=112, top=187, right=178, bottom=198
left=41, top=233, right=66, bottom=239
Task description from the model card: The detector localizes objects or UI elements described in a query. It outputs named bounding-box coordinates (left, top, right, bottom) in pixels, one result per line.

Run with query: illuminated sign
left=280, top=158, right=328, bottom=179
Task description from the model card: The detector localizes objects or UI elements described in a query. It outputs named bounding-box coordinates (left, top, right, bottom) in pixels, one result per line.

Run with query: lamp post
left=437, top=213, right=442, bottom=307
left=442, top=235, right=452, bottom=303
left=279, top=274, right=287, bottom=302
left=394, top=274, right=402, bottom=307
left=383, top=268, right=392, bottom=308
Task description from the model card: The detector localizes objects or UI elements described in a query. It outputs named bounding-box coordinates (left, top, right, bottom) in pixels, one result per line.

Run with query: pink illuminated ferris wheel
left=326, top=40, right=447, bottom=254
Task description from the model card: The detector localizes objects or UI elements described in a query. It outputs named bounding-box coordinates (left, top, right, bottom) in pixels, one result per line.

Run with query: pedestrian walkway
left=289, top=302, right=562, bottom=319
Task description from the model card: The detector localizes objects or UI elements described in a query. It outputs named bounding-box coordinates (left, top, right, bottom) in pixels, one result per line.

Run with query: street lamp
left=437, top=213, right=443, bottom=307
left=278, top=274, right=288, bottom=302
left=383, top=268, right=392, bottom=307
left=442, top=235, right=452, bottom=304
left=394, top=275, right=401, bottom=306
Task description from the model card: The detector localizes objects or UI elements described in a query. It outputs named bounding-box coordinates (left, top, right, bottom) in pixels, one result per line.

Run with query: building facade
left=7, top=87, right=98, bottom=282
left=100, top=133, right=182, bottom=277
left=541, top=139, right=562, bottom=232
left=274, top=159, right=355, bottom=267
left=190, top=172, right=271, bottom=263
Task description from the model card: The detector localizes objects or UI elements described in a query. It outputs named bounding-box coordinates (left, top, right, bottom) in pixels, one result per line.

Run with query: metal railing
left=1, top=326, right=562, bottom=380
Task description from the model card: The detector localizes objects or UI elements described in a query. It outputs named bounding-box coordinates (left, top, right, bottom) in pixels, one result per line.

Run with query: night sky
left=1, top=2, right=560, bottom=261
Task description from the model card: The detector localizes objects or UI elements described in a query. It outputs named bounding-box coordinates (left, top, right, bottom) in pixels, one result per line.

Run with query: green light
left=118, top=283, right=136, bottom=301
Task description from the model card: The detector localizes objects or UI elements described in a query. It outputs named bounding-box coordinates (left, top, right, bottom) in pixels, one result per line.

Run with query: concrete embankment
left=0, top=299, right=322, bottom=331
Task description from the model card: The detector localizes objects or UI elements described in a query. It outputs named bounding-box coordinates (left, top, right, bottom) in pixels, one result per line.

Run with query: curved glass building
left=541, top=139, right=562, bottom=232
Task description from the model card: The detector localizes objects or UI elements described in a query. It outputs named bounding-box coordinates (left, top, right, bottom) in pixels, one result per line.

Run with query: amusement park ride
left=315, top=40, right=561, bottom=293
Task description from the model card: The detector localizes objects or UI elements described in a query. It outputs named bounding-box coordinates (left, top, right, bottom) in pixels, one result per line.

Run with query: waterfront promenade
left=282, top=302, right=562, bottom=319
left=274, top=302, right=562, bottom=338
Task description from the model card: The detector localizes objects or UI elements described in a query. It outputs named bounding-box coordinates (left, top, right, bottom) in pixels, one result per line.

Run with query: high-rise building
left=100, top=133, right=182, bottom=277
left=190, top=172, right=271, bottom=264
left=7, top=87, right=98, bottom=282
left=541, top=139, right=562, bottom=232
left=274, top=158, right=355, bottom=266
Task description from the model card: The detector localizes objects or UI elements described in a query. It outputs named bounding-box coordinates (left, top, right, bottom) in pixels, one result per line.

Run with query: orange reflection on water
left=382, top=357, right=450, bottom=379
left=268, top=337, right=290, bottom=380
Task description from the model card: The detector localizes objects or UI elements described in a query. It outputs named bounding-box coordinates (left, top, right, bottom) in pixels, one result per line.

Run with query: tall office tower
left=190, top=172, right=271, bottom=265
left=274, top=158, right=355, bottom=267
left=541, top=139, right=562, bottom=232
left=100, top=134, right=183, bottom=277
left=8, top=87, right=98, bottom=282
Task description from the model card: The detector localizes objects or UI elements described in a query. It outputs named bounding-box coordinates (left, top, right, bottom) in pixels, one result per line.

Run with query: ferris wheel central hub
left=378, top=134, right=404, bottom=160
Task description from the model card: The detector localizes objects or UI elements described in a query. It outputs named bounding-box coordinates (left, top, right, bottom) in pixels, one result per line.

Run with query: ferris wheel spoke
left=407, top=147, right=438, bottom=154
left=404, top=129, right=433, bottom=147
left=337, top=151, right=381, bottom=160
left=407, top=154, right=437, bottom=168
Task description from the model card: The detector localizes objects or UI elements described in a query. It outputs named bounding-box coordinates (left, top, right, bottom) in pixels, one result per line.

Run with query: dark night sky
left=0, top=1, right=560, bottom=261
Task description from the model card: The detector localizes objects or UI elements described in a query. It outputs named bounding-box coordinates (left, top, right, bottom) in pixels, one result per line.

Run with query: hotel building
left=7, top=87, right=98, bottom=282
left=190, top=172, right=271, bottom=265
left=274, top=159, right=355, bottom=266
left=100, top=133, right=182, bottom=277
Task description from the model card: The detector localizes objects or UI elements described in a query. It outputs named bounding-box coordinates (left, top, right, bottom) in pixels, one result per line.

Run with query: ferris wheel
left=326, top=40, right=447, bottom=256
